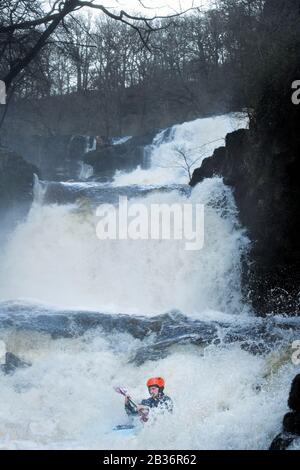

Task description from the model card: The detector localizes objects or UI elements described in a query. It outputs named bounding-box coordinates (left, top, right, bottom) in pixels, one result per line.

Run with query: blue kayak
left=113, top=424, right=137, bottom=436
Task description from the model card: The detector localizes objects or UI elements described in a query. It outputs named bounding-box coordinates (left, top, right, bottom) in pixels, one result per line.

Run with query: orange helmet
left=147, top=377, right=165, bottom=389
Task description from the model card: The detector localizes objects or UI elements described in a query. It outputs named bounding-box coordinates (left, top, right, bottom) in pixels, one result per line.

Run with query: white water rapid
left=0, top=113, right=299, bottom=450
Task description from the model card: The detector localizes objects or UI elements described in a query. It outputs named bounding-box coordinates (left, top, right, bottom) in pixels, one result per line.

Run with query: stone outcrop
left=84, top=132, right=157, bottom=179
left=0, top=147, right=38, bottom=210
left=0, top=147, right=38, bottom=240
left=5, top=134, right=93, bottom=180
left=1, top=303, right=299, bottom=364
left=190, top=72, right=300, bottom=315
left=0, top=352, right=31, bottom=375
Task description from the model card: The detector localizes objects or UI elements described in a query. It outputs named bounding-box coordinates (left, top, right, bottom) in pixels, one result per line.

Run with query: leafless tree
left=0, top=0, right=194, bottom=90
left=158, top=139, right=224, bottom=184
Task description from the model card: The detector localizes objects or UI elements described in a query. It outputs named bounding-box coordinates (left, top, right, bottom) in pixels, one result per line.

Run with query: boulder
left=0, top=352, right=31, bottom=375
left=0, top=147, right=38, bottom=210
left=84, top=131, right=158, bottom=178
left=190, top=119, right=300, bottom=315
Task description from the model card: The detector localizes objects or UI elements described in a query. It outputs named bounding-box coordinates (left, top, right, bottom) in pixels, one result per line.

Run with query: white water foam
left=1, top=113, right=298, bottom=451
left=0, top=178, right=248, bottom=316
left=113, top=113, right=248, bottom=187
left=0, top=329, right=298, bottom=450
left=0, top=114, right=249, bottom=315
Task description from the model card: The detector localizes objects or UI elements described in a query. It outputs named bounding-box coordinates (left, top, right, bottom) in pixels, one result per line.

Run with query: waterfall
left=33, top=174, right=47, bottom=205
left=0, top=113, right=298, bottom=450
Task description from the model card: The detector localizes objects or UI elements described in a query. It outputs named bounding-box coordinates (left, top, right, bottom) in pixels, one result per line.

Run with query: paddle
left=114, top=386, right=149, bottom=422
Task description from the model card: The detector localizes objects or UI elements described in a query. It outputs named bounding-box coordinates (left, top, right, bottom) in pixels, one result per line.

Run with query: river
left=0, top=114, right=299, bottom=449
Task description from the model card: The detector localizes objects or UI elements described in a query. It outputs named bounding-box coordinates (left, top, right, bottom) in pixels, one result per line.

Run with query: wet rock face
left=0, top=148, right=38, bottom=206
left=270, top=374, right=300, bottom=449
left=5, top=134, right=94, bottom=181
left=0, top=352, right=31, bottom=375
left=288, top=374, right=300, bottom=413
left=0, top=148, right=38, bottom=243
left=84, top=132, right=157, bottom=179
left=191, top=50, right=300, bottom=316
left=1, top=303, right=299, bottom=365
left=190, top=121, right=300, bottom=315
left=0, top=147, right=38, bottom=210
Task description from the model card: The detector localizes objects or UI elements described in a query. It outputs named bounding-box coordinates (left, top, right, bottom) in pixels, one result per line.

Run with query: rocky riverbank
left=84, top=131, right=157, bottom=180
left=0, top=147, right=38, bottom=211
left=190, top=70, right=300, bottom=315
left=1, top=301, right=299, bottom=365
left=0, top=147, right=38, bottom=241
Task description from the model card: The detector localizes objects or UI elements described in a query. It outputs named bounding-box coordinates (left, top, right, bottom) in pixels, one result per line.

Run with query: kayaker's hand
left=137, top=405, right=149, bottom=415
left=137, top=405, right=149, bottom=422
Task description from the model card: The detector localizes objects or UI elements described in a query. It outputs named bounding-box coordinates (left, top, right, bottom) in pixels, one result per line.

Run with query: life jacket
left=140, top=393, right=173, bottom=412
left=125, top=392, right=173, bottom=416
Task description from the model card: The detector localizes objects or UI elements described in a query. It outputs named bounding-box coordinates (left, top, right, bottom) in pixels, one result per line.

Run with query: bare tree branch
left=1, top=0, right=195, bottom=88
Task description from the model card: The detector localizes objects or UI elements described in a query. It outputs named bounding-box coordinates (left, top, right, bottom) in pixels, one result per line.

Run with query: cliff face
left=190, top=79, right=300, bottom=315
left=0, top=148, right=38, bottom=207
left=0, top=148, right=39, bottom=235
left=84, top=132, right=156, bottom=179
left=6, top=134, right=93, bottom=181
left=4, top=131, right=157, bottom=182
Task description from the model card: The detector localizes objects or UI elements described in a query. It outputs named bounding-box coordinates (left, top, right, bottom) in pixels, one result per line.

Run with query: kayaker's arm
left=124, top=395, right=138, bottom=416
left=125, top=400, right=149, bottom=422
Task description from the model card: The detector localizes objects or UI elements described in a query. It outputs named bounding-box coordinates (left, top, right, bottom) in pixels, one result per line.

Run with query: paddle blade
left=114, top=386, right=128, bottom=396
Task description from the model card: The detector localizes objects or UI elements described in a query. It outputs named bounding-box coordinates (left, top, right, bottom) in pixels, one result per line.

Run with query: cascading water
left=112, top=114, right=247, bottom=186
left=78, top=162, right=94, bottom=181
left=0, top=114, right=299, bottom=450
left=0, top=178, right=247, bottom=315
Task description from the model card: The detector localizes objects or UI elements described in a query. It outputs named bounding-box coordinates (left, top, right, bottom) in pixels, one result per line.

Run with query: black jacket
left=125, top=393, right=173, bottom=416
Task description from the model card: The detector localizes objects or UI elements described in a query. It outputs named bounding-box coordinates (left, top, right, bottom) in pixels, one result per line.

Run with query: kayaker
left=125, top=377, right=173, bottom=419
